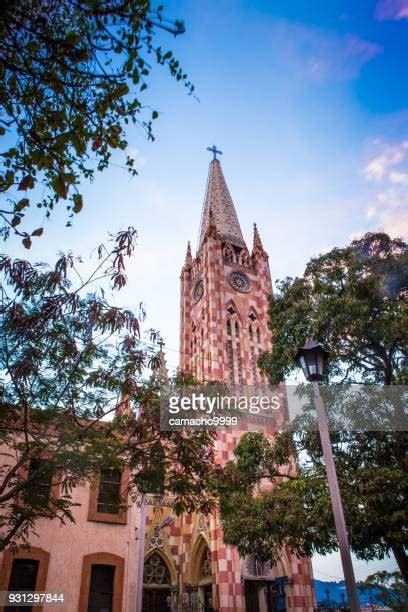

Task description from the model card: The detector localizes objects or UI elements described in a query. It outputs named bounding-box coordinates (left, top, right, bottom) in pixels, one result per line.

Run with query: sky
left=3, top=0, right=406, bottom=584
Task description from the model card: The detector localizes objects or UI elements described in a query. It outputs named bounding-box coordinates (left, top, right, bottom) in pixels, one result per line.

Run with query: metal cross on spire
left=207, top=145, right=223, bottom=160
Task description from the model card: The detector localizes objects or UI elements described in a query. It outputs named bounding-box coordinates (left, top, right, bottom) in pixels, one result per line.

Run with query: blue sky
left=4, top=0, right=406, bottom=583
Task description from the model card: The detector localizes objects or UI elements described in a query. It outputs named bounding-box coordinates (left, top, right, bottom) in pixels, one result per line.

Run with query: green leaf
left=152, top=110, right=159, bottom=119
left=52, top=174, right=68, bottom=199
left=15, top=198, right=29, bottom=212
left=72, top=193, right=83, bottom=213
left=18, top=176, right=35, bottom=190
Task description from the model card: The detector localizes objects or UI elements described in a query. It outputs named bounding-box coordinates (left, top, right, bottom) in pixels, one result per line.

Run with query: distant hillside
left=314, top=579, right=384, bottom=607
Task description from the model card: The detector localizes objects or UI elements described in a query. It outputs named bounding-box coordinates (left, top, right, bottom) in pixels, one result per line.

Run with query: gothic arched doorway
left=142, top=552, right=172, bottom=612
left=189, top=536, right=213, bottom=611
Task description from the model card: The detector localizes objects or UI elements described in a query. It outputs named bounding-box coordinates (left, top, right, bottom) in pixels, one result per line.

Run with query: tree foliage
left=218, top=429, right=407, bottom=577
left=259, top=232, right=408, bottom=385
left=359, top=571, right=408, bottom=610
left=0, top=229, right=215, bottom=550
left=218, top=233, right=408, bottom=580
left=0, top=0, right=193, bottom=244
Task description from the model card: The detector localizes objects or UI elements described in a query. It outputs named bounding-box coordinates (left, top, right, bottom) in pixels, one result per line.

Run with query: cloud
left=273, top=22, right=382, bottom=84
left=375, top=0, right=408, bottom=21
left=379, top=209, right=408, bottom=237
left=362, top=139, right=408, bottom=238
left=363, top=140, right=408, bottom=181
left=389, top=170, right=408, bottom=184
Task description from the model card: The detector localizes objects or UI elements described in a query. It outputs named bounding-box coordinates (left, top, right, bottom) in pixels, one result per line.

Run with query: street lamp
left=294, top=338, right=329, bottom=382
left=294, top=339, right=360, bottom=612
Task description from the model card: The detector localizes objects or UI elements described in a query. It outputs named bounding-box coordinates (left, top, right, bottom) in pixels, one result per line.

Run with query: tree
left=0, top=0, right=193, bottom=245
left=0, top=228, right=215, bottom=550
left=218, top=232, right=408, bottom=580
left=259, top=232, right=407, bottom=385
left=359, top=571, right=408, bottom=610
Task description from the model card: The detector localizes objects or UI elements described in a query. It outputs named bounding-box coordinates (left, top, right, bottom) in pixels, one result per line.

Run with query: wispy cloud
left=363, top=140, right=408, bottom=181
left=362, top=139, right=408, bottom=238
left=273, top=22, right=382, bottom=84
left=375, top=0, right=408, bottom=21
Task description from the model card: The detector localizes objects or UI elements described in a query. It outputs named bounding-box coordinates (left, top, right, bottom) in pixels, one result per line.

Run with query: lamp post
left=294, top=339, right=360, bottom=612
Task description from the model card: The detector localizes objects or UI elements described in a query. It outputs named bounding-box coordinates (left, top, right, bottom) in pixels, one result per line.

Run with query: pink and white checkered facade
left=168, top=159, right=316, bottom=611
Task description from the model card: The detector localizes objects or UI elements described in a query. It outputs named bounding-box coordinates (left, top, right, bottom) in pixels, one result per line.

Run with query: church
left=0, top=151, right=316, bottom=612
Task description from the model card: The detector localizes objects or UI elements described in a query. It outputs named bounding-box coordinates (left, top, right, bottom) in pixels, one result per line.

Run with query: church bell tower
left=180, top=147, right=272, bottom=385
left=174, top=148, right=316, bottom=612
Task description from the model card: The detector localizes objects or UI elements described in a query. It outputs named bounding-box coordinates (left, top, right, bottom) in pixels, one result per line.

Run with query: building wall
left=0, top=479, right=142, bottom=612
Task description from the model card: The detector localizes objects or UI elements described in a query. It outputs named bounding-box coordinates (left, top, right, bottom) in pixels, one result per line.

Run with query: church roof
left=198, top=159, right=246, bottom=250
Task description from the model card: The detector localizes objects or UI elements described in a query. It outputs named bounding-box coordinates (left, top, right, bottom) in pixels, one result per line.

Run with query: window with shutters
left=97, top=469, right=121, bottom=514
left=88, top=469, right=128, bottom=524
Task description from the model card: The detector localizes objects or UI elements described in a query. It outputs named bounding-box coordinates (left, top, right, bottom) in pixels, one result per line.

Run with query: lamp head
left=294, top=338, right=329, bottom=382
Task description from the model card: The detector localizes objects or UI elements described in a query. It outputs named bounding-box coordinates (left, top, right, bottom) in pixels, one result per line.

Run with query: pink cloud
left=362, top=139, right=408, bottom=239
left=375, top=0, right=408, bottom=21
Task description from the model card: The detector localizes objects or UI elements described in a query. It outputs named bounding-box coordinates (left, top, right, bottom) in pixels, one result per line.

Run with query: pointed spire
left=185, top=241, right=192, bottom=266
left=198, top=159, right=246, bottom=250
left=116, top=393, right=134, bottom=417
left=252, top=223, right=266, bottom=257
left=151, top=340, right=170, bottom=387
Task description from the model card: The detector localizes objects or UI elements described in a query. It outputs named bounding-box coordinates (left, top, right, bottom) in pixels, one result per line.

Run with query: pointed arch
left=225, top=299, right=243, bottom=326
left=249, top=324, right=253, bottom=341
left=246, top=306, right=258, bottom=323
left=188, top=534, right=212, bottom=585
left=256, top=326, right=261, bottom=344
left=239, top=248, right=250, bottom=267
left=234, top=320, right=240, bottom=337
left=143, top=548, right=178, bottom=587
left=223, top=241, right=236, bottom=264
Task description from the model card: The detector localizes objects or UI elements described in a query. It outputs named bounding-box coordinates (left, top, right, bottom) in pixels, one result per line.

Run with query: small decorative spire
left=185, top=241, right=192, bottom=266
left=151, top=339, right=170, bottom=387
left=116, top=393, right=133, bottom=417
left=252, top=223, right=266, bottom=257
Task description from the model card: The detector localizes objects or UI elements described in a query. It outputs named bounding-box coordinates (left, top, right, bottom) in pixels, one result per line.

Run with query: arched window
left=239, top=249, right=250, bottom=267
left=223, top=242, right=235, bottom=264
left=249, top=324, right=253, bottom=341
left=200, top=547, right=212, bottom=579
left=226, top=340, right=234, bottom=384
left=256, top=327, right=261, bottom=344
left=226, top=319, right=231, bottom=336
left=143, top=553, right=171, bottom=585
left=79, top=552, right=124, bottom=612
left=235, top=321, right=239, bottom=337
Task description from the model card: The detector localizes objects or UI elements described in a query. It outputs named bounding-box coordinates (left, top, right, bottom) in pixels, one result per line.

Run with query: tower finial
left=207, top=144, right=223, bottom=161
left=252, top=222, right=265, bottom=256
left=185, top=241, right=192, bottom=266
left=151, top=339, right=170, bottom=387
